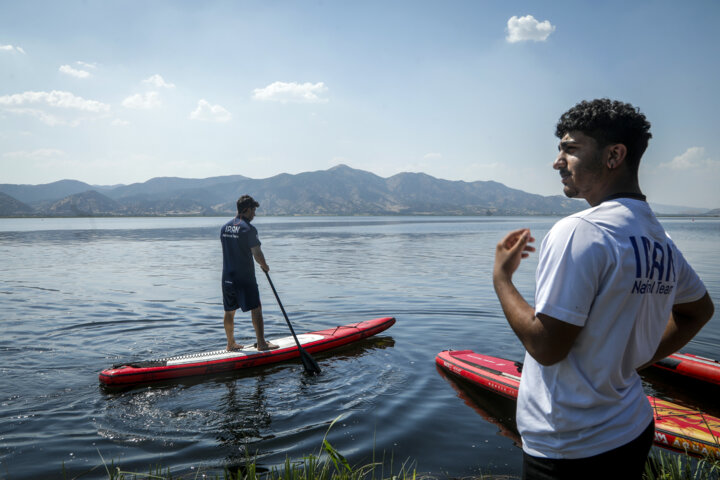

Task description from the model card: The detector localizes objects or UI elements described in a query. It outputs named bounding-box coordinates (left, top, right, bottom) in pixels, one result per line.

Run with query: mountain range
left=0, top=165, right=715, bottom=217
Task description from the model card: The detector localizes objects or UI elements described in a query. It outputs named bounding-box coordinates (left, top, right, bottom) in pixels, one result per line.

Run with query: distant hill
left=0, top=191, right=34, bottom=216
left=0, top=165, right=715, bottom=217
left=645, top=202, right=707, bottom=216
left=45, top=190, right=122, bottom=216
left=0, top=179, right=95, bottom=203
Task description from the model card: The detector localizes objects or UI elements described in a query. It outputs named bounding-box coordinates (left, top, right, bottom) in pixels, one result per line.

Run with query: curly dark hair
left=236, top=194, right=259, bottom=214
left=555, top=99, right=652, bottom=173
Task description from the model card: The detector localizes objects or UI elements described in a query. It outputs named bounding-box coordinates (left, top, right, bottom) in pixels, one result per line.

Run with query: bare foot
left=254, top=341, right=279, bottom=351
left=227, top=343, right=244, bottom=351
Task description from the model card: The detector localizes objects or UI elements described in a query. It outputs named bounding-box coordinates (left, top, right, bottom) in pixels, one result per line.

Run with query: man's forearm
left=251, top=246, right=269, bottom=271
left=494, top=274, right=582, bottom=366
left=494, top=276, right=536, bottom=341
left=494, top=275, right=550, bottom=363
left=643, top=292, right=714, bottom=368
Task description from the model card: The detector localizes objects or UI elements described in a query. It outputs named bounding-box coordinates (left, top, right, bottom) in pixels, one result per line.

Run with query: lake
left=1, top=215, right=718, bottom=479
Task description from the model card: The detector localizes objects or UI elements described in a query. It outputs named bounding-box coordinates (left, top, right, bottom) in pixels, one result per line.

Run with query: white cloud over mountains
left=143, top=74, right=175, bottom=88
left=59, top=64, right=91, bottom=78
left=506, top=15, right=556, bottom=43
left=0, top=90, right=110, bottom=112
left=0, top=90, right=110, bottom=126
left=0, top=44, right=26, bottom=54
left=76, top=61, right=98, bottom=70
left=189, top=99, right=232, bottom=122
left=661, top=147, right=720, bottom=170
left=252, top=81, right=328, bottom=103
left=122, top=91, right=161, bottom=109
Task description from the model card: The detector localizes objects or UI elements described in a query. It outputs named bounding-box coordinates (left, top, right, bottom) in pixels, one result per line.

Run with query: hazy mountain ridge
left=0, top=165, right=714, bottom=217
left=0, top=192, right=35, bottom=216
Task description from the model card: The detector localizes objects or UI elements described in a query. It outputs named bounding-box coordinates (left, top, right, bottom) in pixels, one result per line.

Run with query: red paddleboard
left=651, top=352, right=720, bottom=386
left=436, top=350, right=720, bottom=459
left=100, top=317, right=395, bottom=386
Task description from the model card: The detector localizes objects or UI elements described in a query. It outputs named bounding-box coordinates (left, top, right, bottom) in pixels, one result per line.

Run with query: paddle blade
left=299, top=347, right=321, bottom=375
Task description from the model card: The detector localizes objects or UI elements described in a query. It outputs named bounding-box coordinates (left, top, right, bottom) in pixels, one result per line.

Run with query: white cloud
left=0, top=44, right=26, bottom=54
left=0, top=90, right=110, bottom=112
left=660, top=147, right=720, bottom=170
left=1, top=107, right=72, bottom=126
left=143, top=74, right=175, bottom=88
left=3, top=148, right=67, bottom=159
left=76, top=61, right=98, bottom=69
left=189, top=99, right=232, bottom=122
left=59, top=64, right=91, bottom=79
left=423, top=152, right=443, bottom=160
left=111, top=118, right=130, bottom=126
left=122, top=91, right=161, bottom=109
left=252, top=81, right=328, bottom=103
left=506, top=15, right=556, bottom=43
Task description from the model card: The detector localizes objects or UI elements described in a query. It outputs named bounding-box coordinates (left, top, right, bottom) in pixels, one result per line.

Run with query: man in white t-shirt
left=493, top=99, right=714, bottom=479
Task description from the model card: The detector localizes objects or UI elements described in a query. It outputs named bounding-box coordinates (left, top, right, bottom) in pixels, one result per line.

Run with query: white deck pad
left=165, top=334, right=325, bottom=366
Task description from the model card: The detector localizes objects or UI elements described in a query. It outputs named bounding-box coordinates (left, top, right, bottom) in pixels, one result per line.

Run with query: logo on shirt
left=629, top=236, right=676, bottom=295
left=222, top=224, right=243, bottom=239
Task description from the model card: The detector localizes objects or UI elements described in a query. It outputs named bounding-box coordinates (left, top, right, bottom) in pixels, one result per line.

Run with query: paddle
left=264, top=271, right=321, bottom=375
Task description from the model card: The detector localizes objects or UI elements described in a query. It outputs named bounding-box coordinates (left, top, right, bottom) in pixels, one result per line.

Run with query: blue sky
left=1, top=1, right=719, bottom=208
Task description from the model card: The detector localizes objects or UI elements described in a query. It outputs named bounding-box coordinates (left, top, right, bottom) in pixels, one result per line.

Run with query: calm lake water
left=1, top=215, right=718, bottom=479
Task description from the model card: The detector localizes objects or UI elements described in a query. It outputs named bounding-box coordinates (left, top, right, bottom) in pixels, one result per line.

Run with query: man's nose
left=553, top=153, right=566, bottom=170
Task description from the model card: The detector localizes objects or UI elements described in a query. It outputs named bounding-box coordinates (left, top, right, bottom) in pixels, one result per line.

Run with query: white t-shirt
left=518, top=198, right=706, bottom=459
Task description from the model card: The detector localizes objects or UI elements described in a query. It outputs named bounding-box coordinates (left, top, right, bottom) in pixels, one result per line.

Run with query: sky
left=1, top=1, right=719, bottom=209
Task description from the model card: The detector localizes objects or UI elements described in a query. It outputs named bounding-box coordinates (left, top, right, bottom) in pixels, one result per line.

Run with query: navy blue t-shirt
left=220, top=216, right=261, bottom=284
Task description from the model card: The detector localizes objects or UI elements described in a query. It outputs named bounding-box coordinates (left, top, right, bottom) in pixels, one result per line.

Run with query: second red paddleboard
left=436, top=349, right=720, bottom=459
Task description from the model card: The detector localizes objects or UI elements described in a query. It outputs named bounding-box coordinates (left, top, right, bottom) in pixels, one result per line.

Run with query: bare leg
left=251, top=306, right=278, bottom=350
left=224, top=310, right=243, bottom=351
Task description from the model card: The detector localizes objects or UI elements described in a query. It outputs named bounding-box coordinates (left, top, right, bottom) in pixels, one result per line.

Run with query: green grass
left=56, top=418, right=720, bottom=480
left=61, top=448, right=720, bottom=480
left=61, top=417, right=426, bottom=480
left=643, top=449, right=720, bottom=479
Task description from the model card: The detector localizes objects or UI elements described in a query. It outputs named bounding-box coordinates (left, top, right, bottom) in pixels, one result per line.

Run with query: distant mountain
left=645, top=202, right=707, bottom=216
left=46, top=190, right=122, bottom=216
left=0, top=192, right=34, bottom=216
left=0, top=179, right=95, bottom=204
left=0, top=165, right=716, bottom=217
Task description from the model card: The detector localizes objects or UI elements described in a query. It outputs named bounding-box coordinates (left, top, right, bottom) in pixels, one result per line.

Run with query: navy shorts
left=222, top=279, right=261, bottom=312
left=522, top=420, right=655, bottom=480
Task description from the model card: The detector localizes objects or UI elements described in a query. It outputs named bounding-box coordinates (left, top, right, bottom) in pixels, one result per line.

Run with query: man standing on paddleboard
left=493, top=99, right=714, bottom=479
left=221, top=195, right=278, bottom=352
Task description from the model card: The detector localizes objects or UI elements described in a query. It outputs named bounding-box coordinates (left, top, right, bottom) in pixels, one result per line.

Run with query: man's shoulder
left=221, top=217, right=256, bottom=237
left=547, top=207, right=615, bottom=247
left=552, top=207, right=599, bottom=232
left=558, top=200, right=655, bottom=234
left=222, top=216, right=253, bottom=227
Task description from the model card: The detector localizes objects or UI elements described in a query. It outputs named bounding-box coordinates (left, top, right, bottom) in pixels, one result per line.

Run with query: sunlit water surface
left=1, top=216, right=718, bottom=479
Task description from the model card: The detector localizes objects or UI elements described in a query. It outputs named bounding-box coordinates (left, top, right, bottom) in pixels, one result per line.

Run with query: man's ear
left=606, top=144, right=628, bottom=169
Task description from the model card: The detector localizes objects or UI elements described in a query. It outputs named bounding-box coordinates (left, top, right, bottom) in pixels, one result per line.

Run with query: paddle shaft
left=264, top=271, right=321, bottom=375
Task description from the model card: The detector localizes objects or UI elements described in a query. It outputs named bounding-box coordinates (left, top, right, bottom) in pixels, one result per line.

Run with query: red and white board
left=436, top=349, right=720, bottom=459
left=100, top=317, right=395, bottom=386
left=652, top=352, right=720, bottom=386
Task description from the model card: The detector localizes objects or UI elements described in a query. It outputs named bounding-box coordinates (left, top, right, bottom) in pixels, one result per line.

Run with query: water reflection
left=218, top=376, right=273, bottom=468
left=436, top=366, right=521, bottom=447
